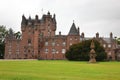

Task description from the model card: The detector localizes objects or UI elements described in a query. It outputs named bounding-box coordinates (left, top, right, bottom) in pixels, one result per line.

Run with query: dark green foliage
left=0, top=25, right=8, bottom=59
left=117, top=38, right=120, bottom=45
left=65, top=40, right=107, bottom=61
left=0, top=43, right=5, bottom=59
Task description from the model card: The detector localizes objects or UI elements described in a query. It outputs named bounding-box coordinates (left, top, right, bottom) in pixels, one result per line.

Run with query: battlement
left=21, top=12, right=56, bottom=26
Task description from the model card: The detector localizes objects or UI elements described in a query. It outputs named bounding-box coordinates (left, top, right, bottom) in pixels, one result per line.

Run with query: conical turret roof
left=68, top=22, right=79, bottom=35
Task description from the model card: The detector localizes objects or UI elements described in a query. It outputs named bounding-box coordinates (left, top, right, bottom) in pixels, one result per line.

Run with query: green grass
left=0, top=60, right=120, bottom=80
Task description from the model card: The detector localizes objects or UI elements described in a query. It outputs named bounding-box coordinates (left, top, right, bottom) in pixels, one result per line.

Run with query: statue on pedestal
left=89, top=40, right=97, bottom=63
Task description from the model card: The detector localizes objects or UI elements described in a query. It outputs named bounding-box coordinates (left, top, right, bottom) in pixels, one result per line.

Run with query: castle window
left=75, top=37, right=78, bottom=40
left=48, top=32, right=50, bottom=36
left=70, top=38, right=72, bottom=40
left=28, top=39, right=31, bottom=44
left=16, top=51, right=19, bottom=54
left=28, top=39, right=31, bottom=46
left=108, top=44, right=111, bottom=48
left=56, top=50, right=59, bottom=54
left=52, top=42, right=55, bottom=46
left=8, top=45, right=12, bottom=48
left=57, top=43, right=59, bottom=46
left=52, top=48, right=56, bottom=54
left=45, top=48, right=49, bottom=54
left=103, top=44, right=106, bottom=48
left=8, top=42, right=12, bottom=48
left=45, top=42, right=48, bottom=46
left=28, top=50, right=30, bottom=53
left=8, top=51, right=11, bottom=55
left=62, top=42, right=66, bottom=46
left=48, top=24, right=50, bottom=26
left=62, top=49, right=66, bottom=54
left=70, top=43, right=72, bottom=46
left=8, top=49, right=11, bottom=52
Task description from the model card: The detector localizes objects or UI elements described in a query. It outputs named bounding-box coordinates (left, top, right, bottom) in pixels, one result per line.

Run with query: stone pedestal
left=89, top=40, right=97, bottom=63
left=89, top=58, right=96, bottom=63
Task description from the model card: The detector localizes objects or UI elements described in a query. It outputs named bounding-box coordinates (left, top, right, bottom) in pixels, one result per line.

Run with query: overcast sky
left=0, top=0, right=120, bottom=37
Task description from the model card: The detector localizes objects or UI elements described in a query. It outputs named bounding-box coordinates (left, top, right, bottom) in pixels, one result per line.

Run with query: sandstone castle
left=5, top=12, right=120, bottom=60
left=4, top=12, right=80, bottom=59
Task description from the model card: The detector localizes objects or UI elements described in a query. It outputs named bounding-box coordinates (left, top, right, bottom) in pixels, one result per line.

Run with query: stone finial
left=90, top=40, right=95, bottom=49
left=59, top=31, right=61, bottom=35
left=110, top=32, right=113, bottom=39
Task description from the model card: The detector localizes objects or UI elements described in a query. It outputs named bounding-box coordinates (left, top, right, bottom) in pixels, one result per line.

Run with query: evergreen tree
left=65, top=40, right=107, bottom=61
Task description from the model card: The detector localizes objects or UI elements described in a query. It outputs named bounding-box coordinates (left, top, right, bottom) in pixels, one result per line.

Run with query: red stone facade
left=4, top=12, right=80, bottom=59
left=4, top=12, right=118, bottom=60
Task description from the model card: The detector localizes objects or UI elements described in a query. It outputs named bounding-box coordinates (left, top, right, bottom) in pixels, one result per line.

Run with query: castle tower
left=20, top=12, right=57, bottom=59
left=40, top=12, right=56, bottom=37
left=67, top=21, right=80, bottom=49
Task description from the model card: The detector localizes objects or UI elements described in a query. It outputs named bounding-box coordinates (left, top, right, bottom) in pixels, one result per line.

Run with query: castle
left=4, top=12, right=120, bottom=60
left=4, top=12, right=80, bottom=59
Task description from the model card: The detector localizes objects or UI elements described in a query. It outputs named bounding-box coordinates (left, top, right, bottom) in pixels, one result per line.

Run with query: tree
left=65, top=40, right=107, bottom=61
left=0, top=25, right=8, bottom=59
left=14, top=31, right=21, bottom=39
left=117, top=38, right=120, bottom=45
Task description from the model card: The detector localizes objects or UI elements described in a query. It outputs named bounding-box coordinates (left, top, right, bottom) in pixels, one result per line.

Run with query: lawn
left=0, top=60, right=120, bottom=80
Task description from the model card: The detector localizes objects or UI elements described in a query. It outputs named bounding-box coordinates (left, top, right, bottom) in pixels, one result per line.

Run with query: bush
left=65, top=40, right=107, bottom=61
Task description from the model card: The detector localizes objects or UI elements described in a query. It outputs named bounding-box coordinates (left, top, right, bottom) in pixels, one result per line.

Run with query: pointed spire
left=28, top=16, right=31, bottom=21
left=53, top=13, right=56, bottom=24
left=28, top=16, right=32, bottom=25
left=21, top=14, right=27, bottom=25
left=68, top=21, right=79, bottom=35
left=53, top=14, right=56, bottom=18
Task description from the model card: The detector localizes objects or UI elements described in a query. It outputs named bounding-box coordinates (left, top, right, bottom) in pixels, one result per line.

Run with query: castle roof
left=68, top=22, right=79, bottom=35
